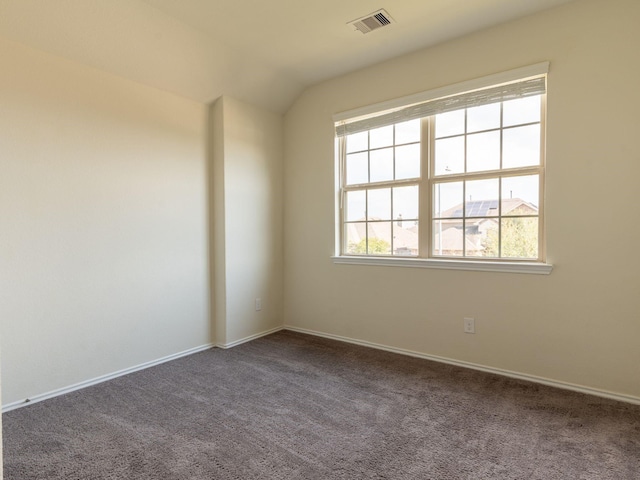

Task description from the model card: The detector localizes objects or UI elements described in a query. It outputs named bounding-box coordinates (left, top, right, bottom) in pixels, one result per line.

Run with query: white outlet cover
left=464, top=317, right=475, bottom=333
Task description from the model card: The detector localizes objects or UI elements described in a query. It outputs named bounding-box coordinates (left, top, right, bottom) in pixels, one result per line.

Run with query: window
left=335, top=64, right=549, bottom=271
left=343, top=120, right=421, bottom=256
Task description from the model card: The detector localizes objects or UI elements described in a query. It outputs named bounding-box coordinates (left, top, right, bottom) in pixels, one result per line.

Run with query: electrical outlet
left=464, top=317, right=475, bottom=334
left=255, top=298, right=262, bottom=311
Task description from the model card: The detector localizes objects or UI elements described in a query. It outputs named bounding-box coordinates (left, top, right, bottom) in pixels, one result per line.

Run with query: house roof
left=434, top=227, right=483, bottom=253
left=346, top=221, right=487, bottom=254
left=442, top=198, right=538, bottom=219
left=346, top=221, right=419, bottom=251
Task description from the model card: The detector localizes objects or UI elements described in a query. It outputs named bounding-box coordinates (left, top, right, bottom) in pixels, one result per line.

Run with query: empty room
left=1, top=0, right=639, bottom=478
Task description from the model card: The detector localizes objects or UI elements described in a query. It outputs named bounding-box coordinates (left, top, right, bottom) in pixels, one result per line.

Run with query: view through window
left=338, top=74, right=545, bottom=262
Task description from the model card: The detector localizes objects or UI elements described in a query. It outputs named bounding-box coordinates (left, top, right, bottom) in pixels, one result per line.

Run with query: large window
left=336, top=65, right=547, bottom=266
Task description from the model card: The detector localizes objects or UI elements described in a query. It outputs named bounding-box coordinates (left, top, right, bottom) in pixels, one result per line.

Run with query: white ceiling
left=0, top=0, right=574, bottom=112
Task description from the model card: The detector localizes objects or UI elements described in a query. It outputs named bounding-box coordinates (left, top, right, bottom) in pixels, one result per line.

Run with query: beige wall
left=0, top=38, right=212, bottom=406
left=211, top=98, right=227, bottom=345
left=283, top=0, right=640, bottom=398
left=212, top=97, right=284, bottom=346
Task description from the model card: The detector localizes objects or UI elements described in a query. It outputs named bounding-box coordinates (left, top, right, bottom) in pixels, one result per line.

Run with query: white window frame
left=332, top=63, right=553, bottom=275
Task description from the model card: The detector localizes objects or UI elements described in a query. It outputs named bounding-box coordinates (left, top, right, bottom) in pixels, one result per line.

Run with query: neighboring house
left=348, top=198, right=537, bottom=256
left=436, top=198, right=538, bottom=256
left=346, top=219, right=419, bottom=255
left=433, top=224, right=483, bottom=257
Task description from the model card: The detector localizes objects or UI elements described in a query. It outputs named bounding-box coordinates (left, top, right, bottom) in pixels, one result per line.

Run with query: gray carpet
left=3, top=330, right=640, bottom=479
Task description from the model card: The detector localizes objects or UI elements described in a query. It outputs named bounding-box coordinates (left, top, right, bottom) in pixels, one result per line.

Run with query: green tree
left=482, top=217, right=538, bottom=258
left=348, top=238, right=391, bottom=255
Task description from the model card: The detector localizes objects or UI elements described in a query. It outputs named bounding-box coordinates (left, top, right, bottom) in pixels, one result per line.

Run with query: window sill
left=331, top=256, right=553, bottom=275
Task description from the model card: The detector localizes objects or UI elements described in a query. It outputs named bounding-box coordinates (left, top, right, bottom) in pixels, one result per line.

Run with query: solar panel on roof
left=466, top=200, right=498, bottom=217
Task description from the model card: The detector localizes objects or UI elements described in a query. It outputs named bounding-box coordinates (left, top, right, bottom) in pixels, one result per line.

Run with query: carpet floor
left=3, top=330, right=640, bottom=479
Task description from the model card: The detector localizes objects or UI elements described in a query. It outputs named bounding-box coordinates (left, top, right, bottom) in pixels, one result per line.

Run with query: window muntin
left=339, top=87, right=545, bottom=262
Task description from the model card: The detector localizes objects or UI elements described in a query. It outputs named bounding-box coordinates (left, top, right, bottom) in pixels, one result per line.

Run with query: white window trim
left=333, top=63, right=553, bottom=275
left=331, top=255, right=553, bottom=275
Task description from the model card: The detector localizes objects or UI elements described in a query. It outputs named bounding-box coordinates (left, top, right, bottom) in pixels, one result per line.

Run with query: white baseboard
left=2, top=343, right=215, bottom=413
left=6, top=326, right=638, bottom=412
left=1, top=326, right=280, bottom=413
left=216, top=326, right=284, bottom=349
left=283, top=325, right=640, bottom=406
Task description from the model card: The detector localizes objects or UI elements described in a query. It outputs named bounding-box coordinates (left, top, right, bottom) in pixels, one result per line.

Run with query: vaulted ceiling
left=0, top=0, right=574, bottom=112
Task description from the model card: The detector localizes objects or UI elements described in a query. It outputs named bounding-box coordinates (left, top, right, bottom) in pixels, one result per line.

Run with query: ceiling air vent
left=348, top=9, right=394, bottom=34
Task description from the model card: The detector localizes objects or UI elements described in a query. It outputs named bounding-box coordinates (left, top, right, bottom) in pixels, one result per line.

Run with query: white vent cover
left=348, top=9, right=394, bottom=34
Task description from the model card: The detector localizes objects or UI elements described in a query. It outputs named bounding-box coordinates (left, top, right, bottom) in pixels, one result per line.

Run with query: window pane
left=435, top=110, right=465, bottom=138
left=435, top=136, right=464, bottom=175
left=367, top=188, right=391, bottom=220
left=368, top=222, right=392, bottom=255
left=370, top=147, right=393, bottom=183
left=393, top=185, right=418, bottom=220
left=477, top=220, right=500, bottom=258
left=465, top=218, right=495, bottom=257
left=345, top=190, right=366, bottom=222
left=433, top=220, right=463, bottom=256
left=467, top=102, right=500, bottom=133
left=502, top=175, right=539, bottom=215
left=345, top=222, right=366, bottom=254
left=395, top=144, right=420, bottom=180
left=395, top=119, right=420, bottom=144
left=503, top=95, right=541, bottom=127
left=393, top=220, right=418, bottom=256
left=467, top=130, right=500, bottom=172
left=370, top=125, right=393, bottom=149
left=346, top=131, right=368, bottom=153
left=501, top=217, right=538, bottom=259
left=346, top=152, right=368, bottom=185
left=503, top=124, right=540, bottom=169
left=434, top=181, right=463, bottom=218
left=465, top=178, right=499, bottom=217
